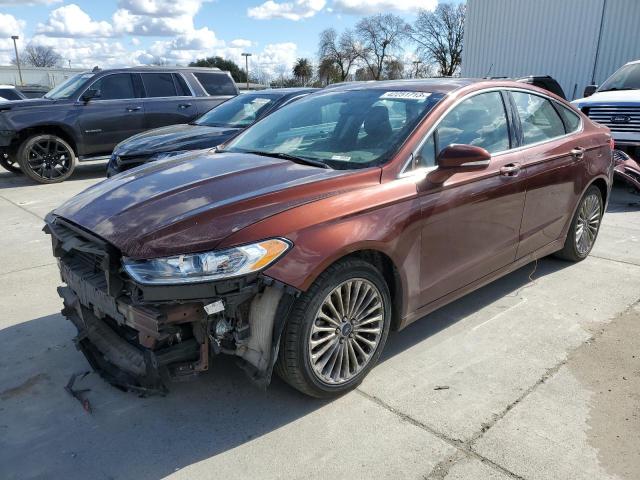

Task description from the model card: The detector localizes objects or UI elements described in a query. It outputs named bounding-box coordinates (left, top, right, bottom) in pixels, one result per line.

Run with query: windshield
left=195, top=94, right=279, bottom=128
left=44, top=73, right=95, bottom=99
left=224, top=89, right=443, bottom=169
left=599, top=63, right=640, bottom=92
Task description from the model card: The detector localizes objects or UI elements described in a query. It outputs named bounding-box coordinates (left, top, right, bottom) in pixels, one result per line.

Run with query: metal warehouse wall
left=0, top=66, right=85, bottom=88
left=461, top=0, right=640, bottom=100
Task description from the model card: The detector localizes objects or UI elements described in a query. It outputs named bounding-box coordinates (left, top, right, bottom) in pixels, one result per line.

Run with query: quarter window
left=511, top=92, right=566, bottom=144
left=437, top=92, right=510, bottom=155
left=556, top=103, right=581, bottom=133
left=193, top=72, right=237, bottom=96
left=142, top=73, right=177, bottom=98
left=89, top=74, right=135, bottom=100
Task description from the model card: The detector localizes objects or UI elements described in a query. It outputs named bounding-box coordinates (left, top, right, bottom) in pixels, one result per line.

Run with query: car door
left=412, top=90, right=527, bottom=307
left=508, top=90, right=588, bottom=259
left=77, top=73, right=145, bottom=157
left=141, top=72, right=199, bottom=129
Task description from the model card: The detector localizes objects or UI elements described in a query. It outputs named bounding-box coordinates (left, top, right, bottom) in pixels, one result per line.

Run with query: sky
left=0, top=0, right=459, bottom=77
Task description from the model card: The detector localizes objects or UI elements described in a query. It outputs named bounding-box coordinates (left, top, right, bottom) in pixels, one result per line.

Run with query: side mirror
left=583, top=85, right=598, bottom=97
left=437, top=144, right=491, bottom=170
left=82, top=89, right=101, bottom=102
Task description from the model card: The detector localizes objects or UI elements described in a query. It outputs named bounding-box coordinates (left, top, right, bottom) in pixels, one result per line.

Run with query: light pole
left=11, top=35, right=23, bottom=86
left=412, top=60, right=422, bottom=79
left=241, top=52, right=252, bottom=91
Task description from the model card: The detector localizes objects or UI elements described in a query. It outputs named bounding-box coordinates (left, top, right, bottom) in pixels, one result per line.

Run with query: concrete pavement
left=0, top=163, right=638, bottom=480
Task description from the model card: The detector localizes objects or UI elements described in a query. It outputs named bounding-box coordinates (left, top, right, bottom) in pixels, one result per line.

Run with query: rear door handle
left=126, top=106, right=141, bottom=112
left=571, top=147, right=585, bottom=160
left=179, top=103, right=192, bottom=109
left=500, top=163, right=521, bottom=177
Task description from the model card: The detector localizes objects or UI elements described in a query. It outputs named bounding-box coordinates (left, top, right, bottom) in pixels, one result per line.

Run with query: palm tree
left=292, top=58, right=313, bottom=86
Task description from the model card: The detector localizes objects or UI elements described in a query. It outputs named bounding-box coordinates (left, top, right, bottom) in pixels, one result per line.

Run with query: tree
left=318, top=28, right=360, bottom=82
left=356, top=14, right=410, bottom=80
left=189, top=56, right=247, bottom=83
left=292, top=58, right=313, bottom=86
left=409, top=3, right=466, bottom=77
left=318, top=58, right=341, bottom=85
left=12, top=44, right=62, bottom=68
left=383, top=59, right=405, bottom=80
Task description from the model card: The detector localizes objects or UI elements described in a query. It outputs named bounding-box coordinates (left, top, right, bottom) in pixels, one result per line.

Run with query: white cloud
left=248, top=0, right=325, bottom=21
left=0, top=14, right=26, bottom=64
left=117, top=0, right=204, bottom=17
left=37, top=4, right=113, bottom=38
left=112, top=8, right=198, bottom=36
left=29, top=34, right=137, bottom=68
left=332, top=0, right=436, bottom=14
left=130, top=37, right=140, bottom=46
left=230, top=39, right=253, bottom=49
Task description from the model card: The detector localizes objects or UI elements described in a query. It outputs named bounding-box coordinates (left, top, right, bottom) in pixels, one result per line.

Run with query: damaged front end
left=613, top=149, right=640, bottom=194
left=45, top=216, right=297, bottom=395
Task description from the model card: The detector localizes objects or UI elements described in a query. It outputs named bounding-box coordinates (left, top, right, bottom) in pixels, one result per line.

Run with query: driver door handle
left=500, top=163, right=521, bottom=177
left=179, top=103, right=192, bottom=109
left=126, top=106, right=141, bottom=112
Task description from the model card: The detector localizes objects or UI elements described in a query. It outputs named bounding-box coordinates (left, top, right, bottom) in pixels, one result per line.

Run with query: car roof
left=251, top=87, right=318, bottom=96
left=323, top=78, right=479, bottom=94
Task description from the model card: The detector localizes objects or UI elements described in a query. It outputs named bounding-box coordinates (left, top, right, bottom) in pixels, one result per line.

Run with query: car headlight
left=122, top=238, right=291, bottom=285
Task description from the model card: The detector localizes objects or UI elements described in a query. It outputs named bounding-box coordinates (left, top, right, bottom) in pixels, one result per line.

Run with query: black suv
left=0, top=67, right=238, bottom=183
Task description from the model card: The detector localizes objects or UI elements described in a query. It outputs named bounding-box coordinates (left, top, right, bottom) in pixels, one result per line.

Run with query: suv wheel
left=275, top=258, right=391, bottom=398
left=0, top=153, right=22, bottom=174
left=555, top=185, right=603, bottom=262
left=17, top=134, right=76, bottom=184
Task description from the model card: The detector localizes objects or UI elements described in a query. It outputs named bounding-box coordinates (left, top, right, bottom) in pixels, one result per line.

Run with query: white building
left=0, top=66, right=86, bottom=88
left=461, top=0, right=640, bottom=99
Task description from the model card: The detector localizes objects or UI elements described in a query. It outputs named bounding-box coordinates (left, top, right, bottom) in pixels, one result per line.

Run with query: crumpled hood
left=114, top=124, right=242, bottom=157
left=52, top=151, right=375, bottom=259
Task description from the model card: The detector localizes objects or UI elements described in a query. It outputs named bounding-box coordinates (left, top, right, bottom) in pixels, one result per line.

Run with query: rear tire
left=275, top=258, right=391, bottom=398
left=17, top=134, right=76, bottom=184
left=555, top=185, right=603, bottom=262
left=0, top=153, right=22, bottom=174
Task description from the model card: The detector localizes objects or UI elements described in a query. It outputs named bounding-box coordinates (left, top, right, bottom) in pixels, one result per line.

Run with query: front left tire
left=17, top=134, right=76, bottom=184
left=275, top=258, right=392, bottom=398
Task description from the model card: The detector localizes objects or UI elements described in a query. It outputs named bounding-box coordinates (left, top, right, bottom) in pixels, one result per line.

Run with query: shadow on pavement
left=0, top=162, right=107, bottom=190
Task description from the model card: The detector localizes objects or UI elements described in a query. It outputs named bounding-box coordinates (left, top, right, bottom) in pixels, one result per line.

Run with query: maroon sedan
left=45, top=79, right=613, bottom=397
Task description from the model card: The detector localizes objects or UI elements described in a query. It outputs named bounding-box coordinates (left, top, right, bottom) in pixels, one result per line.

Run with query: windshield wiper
left=242, top=150, right=331, bottom=169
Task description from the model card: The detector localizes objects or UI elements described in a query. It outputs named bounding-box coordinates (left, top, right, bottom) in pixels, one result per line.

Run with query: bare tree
left=318, top=28, right=360, bottom=82
left=383, top=59, right=405, bottom=80
left=409, top=3, right=466, bottom=77
left=356, top=14, right=410, bottom=80
left=12, top=44, right=62, bottom=68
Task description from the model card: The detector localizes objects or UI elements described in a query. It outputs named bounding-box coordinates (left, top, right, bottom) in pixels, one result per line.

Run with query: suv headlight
left=122, top=238, right=291, bottom=285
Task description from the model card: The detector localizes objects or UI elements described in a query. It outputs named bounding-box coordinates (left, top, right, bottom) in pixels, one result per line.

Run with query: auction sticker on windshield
left=380, top=91, right=431, bottom=101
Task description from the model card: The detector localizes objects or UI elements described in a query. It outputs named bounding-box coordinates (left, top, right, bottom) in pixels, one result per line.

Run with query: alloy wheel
left=575, top=192, right=601, bottom=256
left=25, top=138, right=73, bottom=181
left=308, top=278, right=384, bottom=385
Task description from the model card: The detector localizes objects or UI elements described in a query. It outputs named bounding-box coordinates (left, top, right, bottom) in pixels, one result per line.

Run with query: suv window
left=142, top=73, right=177, bottom=98
left=173, top=74, right=191, bottom=96
left=437, top=91, right=510, bottom=155
left=555, top=103, right=581, bottom=133
left=193, top=72, right=236, bottom=96
left=90, top=74, right=135, bottom=100
left=511, top=92, right=565, bottom=144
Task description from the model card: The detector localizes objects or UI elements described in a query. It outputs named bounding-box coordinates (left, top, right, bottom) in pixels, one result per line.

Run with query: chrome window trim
left=399, top=87, right=584, bottom=177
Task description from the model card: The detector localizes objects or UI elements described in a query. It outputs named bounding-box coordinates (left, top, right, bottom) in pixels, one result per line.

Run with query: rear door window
left=142, top=73, right=177, bottom=98
left=173, top=74, right=192, bottom=96
left=511, top=91, right=566, bottom=144
left=437, top=91, right=510, bottom=154
left=193, top=72, right=237, bottom=96
left=90, top=73, right=135, bottom=100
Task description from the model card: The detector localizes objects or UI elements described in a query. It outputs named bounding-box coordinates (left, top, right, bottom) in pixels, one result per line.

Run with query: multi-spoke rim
left=575, top=193, right=601, bottom=256
left=308, top=278, right=384, bottom=385
left=26, top=138, right=73, bottom=180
